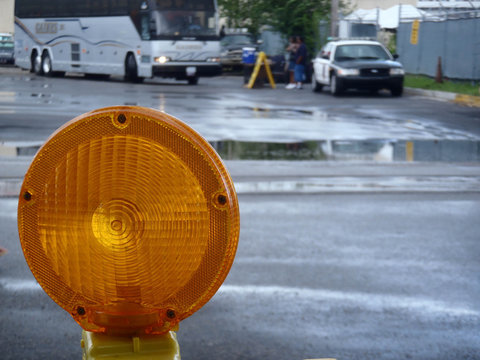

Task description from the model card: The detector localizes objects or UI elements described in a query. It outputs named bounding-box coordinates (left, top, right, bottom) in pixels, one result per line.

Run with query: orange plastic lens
left=18, top=106, right=240, bottom=335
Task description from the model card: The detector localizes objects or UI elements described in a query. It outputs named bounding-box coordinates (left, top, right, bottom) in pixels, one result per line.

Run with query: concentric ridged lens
left=91, top=199, right=145, bottom=249
left=18, top=107, right=240, bottom=335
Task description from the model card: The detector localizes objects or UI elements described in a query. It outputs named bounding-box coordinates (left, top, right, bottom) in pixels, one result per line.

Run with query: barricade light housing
left=17, top=106, right=240, bottom=335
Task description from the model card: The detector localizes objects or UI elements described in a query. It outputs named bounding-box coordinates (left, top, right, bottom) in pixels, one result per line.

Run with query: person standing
left=285, top=36, right=298, bottom=89
left=294, top=36, right=307, bottom=90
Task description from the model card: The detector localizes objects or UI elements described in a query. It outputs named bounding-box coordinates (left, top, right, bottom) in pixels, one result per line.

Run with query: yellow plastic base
left=81, top=330, right=181, bottom=359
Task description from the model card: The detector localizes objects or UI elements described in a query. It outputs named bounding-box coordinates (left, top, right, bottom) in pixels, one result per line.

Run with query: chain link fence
left=397, top=15, right=480, bottom=80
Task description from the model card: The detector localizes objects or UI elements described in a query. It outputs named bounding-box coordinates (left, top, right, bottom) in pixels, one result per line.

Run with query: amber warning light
left=17, top=106, right=240, bottom=338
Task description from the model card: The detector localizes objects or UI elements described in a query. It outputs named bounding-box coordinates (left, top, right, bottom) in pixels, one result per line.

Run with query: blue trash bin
left=242, top=47, right=256, bottom=64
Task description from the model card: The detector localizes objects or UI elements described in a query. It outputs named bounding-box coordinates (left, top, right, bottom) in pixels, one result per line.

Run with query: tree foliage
left=217, top=0, right=331, bottom=54
left=217, top=0, right=266, bottom=36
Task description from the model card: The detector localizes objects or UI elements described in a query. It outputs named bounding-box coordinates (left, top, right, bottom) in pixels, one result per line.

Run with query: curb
left=406, top=87, right=480, bottom=107
left=454, top=94, right=480, bottom=108
left=3, top=161, right=480, bottom=197
left=0, top=179, right=22, bottom=197
left=0, top=142, right=43, bottom=157
left=2, top=175, right=480, bottom=197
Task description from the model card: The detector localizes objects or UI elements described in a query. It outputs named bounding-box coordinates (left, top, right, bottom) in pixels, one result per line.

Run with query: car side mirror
left=393, top=54, right=399, bottom=60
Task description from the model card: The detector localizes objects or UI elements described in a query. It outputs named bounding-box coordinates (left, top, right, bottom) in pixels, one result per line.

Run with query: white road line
left=0, top=278, right=41, bottom=291
left=2, top=278, right=477, bottom=319
left=234, top=176, right=480, bottom=194
left=219, top=284, right=479, bottom=318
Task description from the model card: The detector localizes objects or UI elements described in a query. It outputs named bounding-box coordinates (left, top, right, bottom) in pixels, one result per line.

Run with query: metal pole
left=473, top=12, right=478, bottom=81
left=398, top=2, right=402, bottom=27
left=331, top=0, right=339, bottom=37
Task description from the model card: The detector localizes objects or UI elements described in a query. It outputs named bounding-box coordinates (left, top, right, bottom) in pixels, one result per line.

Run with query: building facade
left=344, top=0, right=480, bottom=12
left=343, top=0, right=417, bottom=11
left=417, top=1, right=480, bottom=14
left=0, top=0, right=14, bottom=34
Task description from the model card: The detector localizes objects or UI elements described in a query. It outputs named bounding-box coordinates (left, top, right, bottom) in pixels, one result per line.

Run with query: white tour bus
left=14, top=0, right=222, bottom=84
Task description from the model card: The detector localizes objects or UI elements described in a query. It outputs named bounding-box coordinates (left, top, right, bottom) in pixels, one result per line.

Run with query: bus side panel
left=79, top=16, right=141, bottom=76
left=14, top=19, right=36, bottom=70
left=14, top=17, right=143, bottom=76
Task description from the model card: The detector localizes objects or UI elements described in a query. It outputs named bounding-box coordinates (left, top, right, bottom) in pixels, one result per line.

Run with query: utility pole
left=331, top=0, right=339, bottom=37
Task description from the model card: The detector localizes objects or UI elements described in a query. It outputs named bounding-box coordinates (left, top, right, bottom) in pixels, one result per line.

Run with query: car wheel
left=391, top=85, right=403, bottom=97
left=330, top=74, right=343, bottom=96
left=311, top=73, right=323, bottom=93
left=41, top=52, right=52, bottom=77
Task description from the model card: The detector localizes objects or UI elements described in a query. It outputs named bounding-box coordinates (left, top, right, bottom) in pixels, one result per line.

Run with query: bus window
left=155, top=10, right=216, bottom=37
left=90, top=0, right=110, bottom=16
left=110, top=0, right=129, bottom=15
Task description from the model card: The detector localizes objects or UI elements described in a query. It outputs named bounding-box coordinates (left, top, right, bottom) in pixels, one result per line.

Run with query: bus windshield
left=154, top=10, right=217, bottom=38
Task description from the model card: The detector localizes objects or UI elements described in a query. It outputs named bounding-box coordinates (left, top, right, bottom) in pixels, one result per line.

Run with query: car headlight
left=337, top=68, right=360, bottom=76
left=154, top=56, right=170, bottom=64
left=207, top=57, right=220, bottom=63
left=390, top=68, right=405, bottom=75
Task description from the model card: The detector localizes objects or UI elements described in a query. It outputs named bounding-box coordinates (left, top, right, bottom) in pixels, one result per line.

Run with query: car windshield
left=221, top=35, right=254, bottom=47
left=334, top=44, right=391, bottom=61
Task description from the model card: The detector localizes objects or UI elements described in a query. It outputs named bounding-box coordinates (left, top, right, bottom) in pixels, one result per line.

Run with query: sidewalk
left=2, top=157, right=480, bottom=196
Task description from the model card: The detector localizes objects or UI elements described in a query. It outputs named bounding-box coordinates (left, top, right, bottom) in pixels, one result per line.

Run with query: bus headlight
left=154, top=56, right=171, bottom=64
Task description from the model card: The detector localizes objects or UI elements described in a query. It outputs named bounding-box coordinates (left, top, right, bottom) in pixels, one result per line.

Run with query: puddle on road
left=1, top=100, right=478, bottom=161
left=211, top=139, right=480, bottom=162
left=30, top=93, right=51, bottom=98
left=209, top=106, right=479, bottom=161
left=228, top=106, right=315, bottom=117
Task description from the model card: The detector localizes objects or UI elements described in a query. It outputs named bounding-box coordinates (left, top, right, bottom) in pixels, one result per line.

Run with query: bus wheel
left=125, top=54, right=143, bottom=83
left=32, top=52, right=43, bottom=75
left=42, top=53, right=53, bottom=76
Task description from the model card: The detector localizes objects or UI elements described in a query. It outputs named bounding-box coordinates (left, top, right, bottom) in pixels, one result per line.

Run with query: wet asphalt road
left=1, top=192, right=480, bottom=360
left=1, top=65, right=480, bottom=359
left=0, top=65, right=479, bottom=145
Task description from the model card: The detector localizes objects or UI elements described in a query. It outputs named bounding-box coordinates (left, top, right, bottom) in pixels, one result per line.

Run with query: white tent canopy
left=343, top=5, right=435, bottom=29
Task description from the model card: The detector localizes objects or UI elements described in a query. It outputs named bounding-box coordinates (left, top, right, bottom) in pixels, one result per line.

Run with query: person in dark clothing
left=294, top=36, right=307, bottom=89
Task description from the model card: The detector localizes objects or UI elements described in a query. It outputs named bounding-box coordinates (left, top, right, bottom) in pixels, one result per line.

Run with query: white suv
left=311, top=39, right=404, bottom=96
